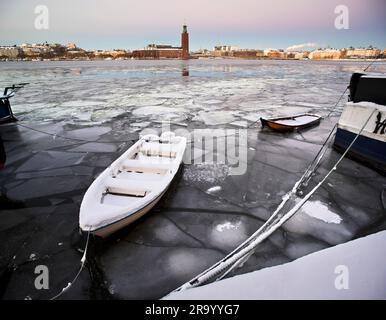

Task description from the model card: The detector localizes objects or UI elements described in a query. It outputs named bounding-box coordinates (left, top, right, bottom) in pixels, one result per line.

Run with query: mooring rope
left=50, top=230, right=91, bottom=300
left=326, top=87, right=349, bottom=117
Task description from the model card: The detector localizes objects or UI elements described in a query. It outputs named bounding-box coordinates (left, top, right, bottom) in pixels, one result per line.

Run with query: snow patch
left=197, top=111, right=236, bottom=126
left=207, top=186, right=222, bottom=194
left=216, top=221, right=241, bottom=232
left=302, top=201, right=342, bottom=224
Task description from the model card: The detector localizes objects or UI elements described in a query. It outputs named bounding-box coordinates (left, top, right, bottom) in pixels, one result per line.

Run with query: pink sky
left=1, top=0, right=385, bottom=50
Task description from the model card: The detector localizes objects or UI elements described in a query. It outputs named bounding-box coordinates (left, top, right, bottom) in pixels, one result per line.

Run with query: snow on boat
left=79, top=132, right=187, bottom=237
left=334, top=73, right=386, bottom=173
left=260, top=114, right=321, bottom=132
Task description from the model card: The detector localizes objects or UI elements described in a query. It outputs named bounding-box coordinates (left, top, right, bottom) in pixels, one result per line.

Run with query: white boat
left=79, top=132, right=187, bottom=237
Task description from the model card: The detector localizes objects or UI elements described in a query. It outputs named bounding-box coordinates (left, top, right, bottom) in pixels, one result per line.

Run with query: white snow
left=29, top=253, right=37, bottom=260
left=215, top=221, right=241, bottom=232
left=197, top=111, right=236, bottom=126
left=207, top=186, right=222, bottom=194
left=165, top=231, right=386, bottom=300
left=301, top=200, right=342, bottom=224
left=132, top=106, right=180, bottom=116
left=230, top=121, right=248, bottom=128
left=210, top=220, right=247, bottom=250
left=274, top=115, right=319, bottom=126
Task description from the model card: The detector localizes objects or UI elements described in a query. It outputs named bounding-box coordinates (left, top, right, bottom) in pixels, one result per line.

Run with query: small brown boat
left=260, top=113, right=322, bottom=132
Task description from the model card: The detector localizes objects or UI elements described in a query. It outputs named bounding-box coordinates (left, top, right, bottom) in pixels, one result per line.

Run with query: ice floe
left=196, top=111, right=236, bottom=126
left=301, top=200, right=343, bottom=224
left=215, top=221, right=241, bottom=232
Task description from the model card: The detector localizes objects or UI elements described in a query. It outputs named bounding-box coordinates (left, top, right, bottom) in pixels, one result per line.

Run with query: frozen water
left=64, top=127, right=111, bottom=139
left=132, top=106, right=181, bottom=117
left=16, top=151, right=86, bottom=172
left=1, top=59, right=386, bottom=300
left=230, top=121, right=248, bottom=128
left=215, top=221, right=241, bottom=232
left=70, top=142, right=117, bottom=153
left=196, top=111, right=236, bottom=125
left=60, top=100, right=105, bottom=108
left=7, top=176, right=85, bottom=201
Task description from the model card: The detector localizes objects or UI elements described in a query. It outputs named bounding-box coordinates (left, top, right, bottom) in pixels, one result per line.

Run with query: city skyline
left=1, top=0, right=385, bottom=51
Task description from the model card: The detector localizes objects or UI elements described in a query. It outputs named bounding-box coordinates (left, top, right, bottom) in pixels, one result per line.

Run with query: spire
left=182, top=24, right=188, bottom=33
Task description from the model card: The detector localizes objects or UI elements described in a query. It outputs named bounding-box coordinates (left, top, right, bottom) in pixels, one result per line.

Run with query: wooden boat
left=79, top=132, right=187, bottom=237
left=334, top=73, right=386, bottom=173
left=260, top=113, right=322, bottom=132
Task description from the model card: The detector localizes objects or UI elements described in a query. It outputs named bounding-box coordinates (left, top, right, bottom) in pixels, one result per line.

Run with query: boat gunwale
left=261, top=113, right=321, bottom=125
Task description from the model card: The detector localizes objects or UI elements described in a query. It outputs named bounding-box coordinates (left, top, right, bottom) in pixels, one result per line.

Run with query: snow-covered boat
left=79, top=132, right=187, bottom=237
left=260, top=113, right=321, bottom=132
left=334, top=73, right=386, bottom=173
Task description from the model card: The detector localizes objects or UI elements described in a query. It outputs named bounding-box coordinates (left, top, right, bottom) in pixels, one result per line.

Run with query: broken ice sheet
left=199, top=111, right=237, bottom=126
left=16, top=151, right=86, bottom=172
left=70, top=142, right=117, bottom=153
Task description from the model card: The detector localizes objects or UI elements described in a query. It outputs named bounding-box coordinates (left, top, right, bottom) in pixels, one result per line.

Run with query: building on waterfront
left=233, top=49, right=264, bottom=59
left=264, top=49, right=286, bottom=59
left=132, top=25, right=190, bottom=59
left=0, top=46, right=22, bottom=58
left=190, top=48, right=212, bottom=58
left=213, top=46, right=264, bottom=59
left=181, top=25, right=189, bottom=59
left=213, top=45, right=240, bottom=52
left=308, top=49, right=346, bottom=60
left=345, top=47, right=381, bottom=59
left=92, top=49, right=131, bottom=60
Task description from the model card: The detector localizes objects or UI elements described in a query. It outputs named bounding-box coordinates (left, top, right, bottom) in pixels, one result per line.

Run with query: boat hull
left=334, top=127, right=386, bottom=173
left=333, top=101, right=386, bottom=174
left=92, top=189, right=167, bottom=238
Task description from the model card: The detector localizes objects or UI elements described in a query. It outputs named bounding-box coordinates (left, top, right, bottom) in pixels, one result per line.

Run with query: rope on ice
left=50, top=230, right=91, bottom=300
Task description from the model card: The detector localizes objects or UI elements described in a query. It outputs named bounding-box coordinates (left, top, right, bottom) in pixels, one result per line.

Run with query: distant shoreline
left=1, top=57, right=386, bottom=62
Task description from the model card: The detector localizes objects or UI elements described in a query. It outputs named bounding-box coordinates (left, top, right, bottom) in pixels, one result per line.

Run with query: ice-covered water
left=1, top=59, right=386, bottom=300
left=2, top=59, right=386, bottom=128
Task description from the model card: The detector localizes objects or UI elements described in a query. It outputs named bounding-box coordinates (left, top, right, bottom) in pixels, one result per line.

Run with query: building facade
left=345, top=48, right=381, bottom=59
left=0, top=46, right=21, bottom=58
left=132, top=25, right=190, bottom=59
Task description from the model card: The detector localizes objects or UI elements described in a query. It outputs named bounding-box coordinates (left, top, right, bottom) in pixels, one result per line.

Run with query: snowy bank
left=165, top=231, right=386, bottom=300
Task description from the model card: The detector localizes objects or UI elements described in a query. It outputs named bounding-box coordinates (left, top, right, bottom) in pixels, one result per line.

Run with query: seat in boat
left=104, top=177, right=159, bottom=198
left=139, top=149, right=177, bottom=158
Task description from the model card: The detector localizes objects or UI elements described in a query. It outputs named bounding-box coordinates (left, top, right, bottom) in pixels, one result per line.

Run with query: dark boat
left=0, top=83, right=28, bottom=124
left=334, top=73, right=386, bottom=173
left=260, top=113, right=322, bottom=132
